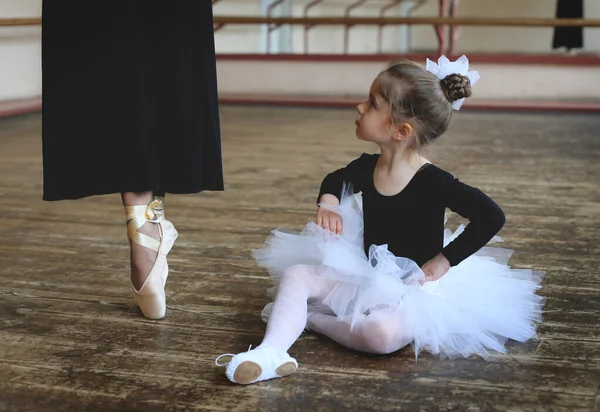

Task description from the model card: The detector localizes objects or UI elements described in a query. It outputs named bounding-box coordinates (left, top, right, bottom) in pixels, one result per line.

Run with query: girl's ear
left=392, top=122, right=413, bottom=142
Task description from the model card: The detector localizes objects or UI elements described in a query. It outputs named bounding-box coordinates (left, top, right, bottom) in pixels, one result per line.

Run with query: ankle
left=256, top=342, right=284, bottom=353
left=137, top=220, right=161, bottom=240
left=257, top=342, right=275, bottom=350
left=121, top=191, right=153, bottom=206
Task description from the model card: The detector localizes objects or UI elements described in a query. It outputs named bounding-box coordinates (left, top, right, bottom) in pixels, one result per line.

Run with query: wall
left=213, top=0, right=600, bottom=54
left=216, top=59, right=600, bottom=100
left=0, top=0, right=599, bottom=103
left=412, top=0, right=600, bottom=53
left=0, top=0, right=42, bottom=101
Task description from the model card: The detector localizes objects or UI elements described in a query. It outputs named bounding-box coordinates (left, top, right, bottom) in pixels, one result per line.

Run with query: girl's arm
left=317, top=153, right=373, bottom=204
left=441, top=174, right=506, bottom=267
left=315, top=153, right=374, bottom=234
left=422, top=173, right=504, bottom=282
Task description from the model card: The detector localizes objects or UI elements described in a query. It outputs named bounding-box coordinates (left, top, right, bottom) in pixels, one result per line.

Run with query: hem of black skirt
left=43, top=185, right=225, bottom=201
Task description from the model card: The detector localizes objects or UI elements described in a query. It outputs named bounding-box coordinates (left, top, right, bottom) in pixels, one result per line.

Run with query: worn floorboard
left=0, top=107, right=599, bottom=411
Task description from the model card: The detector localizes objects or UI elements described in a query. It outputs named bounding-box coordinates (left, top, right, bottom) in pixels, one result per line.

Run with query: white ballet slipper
left=215, top=344, right=298, bottom=385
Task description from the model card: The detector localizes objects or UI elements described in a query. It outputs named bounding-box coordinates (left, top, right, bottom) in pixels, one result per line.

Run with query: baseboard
left=0, top=97, right=41, bottom=119
left=218, top=94, right=600, bottom=113
left=2, top=95, right=599, bottom=120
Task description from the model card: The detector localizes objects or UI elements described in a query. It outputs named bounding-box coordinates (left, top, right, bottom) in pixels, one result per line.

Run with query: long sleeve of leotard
left=317, top=153, right=373, bottom=204
left=440, top=173, right=506, bottom=266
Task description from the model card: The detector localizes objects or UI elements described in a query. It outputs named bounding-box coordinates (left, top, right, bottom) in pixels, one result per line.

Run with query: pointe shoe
left=125, top=197, right=178, bottom=319
left=215, top=344, right=298, bottom=385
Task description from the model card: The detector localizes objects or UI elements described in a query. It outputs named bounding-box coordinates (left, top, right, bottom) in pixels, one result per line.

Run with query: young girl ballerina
left=216, top=56, right=545, bottom=385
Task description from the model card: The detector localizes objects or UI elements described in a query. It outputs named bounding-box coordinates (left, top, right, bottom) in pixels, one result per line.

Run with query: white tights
left=259, top=265, right=413, bottom=355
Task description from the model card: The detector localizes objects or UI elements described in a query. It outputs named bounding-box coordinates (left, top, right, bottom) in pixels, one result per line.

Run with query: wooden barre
left=214, top=16, right=600, bottom=27
left=2, top=16, right=600, bottom=28
left=0, top=18, right=40, bottom=27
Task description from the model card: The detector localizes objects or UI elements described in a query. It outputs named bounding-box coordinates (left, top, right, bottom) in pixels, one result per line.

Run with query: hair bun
left=440, top=73, right=472, bottom=102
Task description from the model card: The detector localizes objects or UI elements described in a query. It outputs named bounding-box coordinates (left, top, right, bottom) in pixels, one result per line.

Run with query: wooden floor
left=1, top=107, right=599, bottom=411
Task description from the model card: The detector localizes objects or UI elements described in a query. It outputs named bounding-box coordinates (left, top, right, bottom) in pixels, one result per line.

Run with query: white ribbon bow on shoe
left=425, top=55, right=480, bottom=110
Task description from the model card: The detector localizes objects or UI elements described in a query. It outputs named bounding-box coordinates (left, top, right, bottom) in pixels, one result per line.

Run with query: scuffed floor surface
left=1, top=107, right=599, bottom=411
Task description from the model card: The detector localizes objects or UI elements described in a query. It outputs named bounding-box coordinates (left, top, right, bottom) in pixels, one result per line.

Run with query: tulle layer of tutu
left=253, top=189, right=545, bottom=359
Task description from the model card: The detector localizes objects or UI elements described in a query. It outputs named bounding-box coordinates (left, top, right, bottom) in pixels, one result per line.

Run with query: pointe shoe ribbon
left=125, top=199, right=164, bottom=252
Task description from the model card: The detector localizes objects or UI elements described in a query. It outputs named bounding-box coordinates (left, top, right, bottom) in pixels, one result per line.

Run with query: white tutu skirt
left=253, top=189, right=545, bottom=359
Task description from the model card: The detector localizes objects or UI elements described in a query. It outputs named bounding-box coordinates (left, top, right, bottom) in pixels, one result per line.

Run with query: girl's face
left=355, top=79, right=395, bottom=143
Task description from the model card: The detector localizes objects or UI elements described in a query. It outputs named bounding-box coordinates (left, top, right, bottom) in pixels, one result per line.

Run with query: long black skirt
left=552, top=0, right=584, bottom=50
left=41, top=1, right=224, bottom=201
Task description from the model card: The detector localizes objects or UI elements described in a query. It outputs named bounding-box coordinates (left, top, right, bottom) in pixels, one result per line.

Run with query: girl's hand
left=421, top=253, right=451, bottom=283
left=317, top=194, right=342, bottom=235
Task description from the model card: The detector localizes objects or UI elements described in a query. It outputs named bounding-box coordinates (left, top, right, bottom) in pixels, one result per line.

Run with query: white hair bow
left=425, top=55, right=480, bottom=110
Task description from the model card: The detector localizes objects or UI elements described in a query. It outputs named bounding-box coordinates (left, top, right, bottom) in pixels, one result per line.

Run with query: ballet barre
left=2, top=16, right=599, bottom=56
left=1, top=16, right=599, bottom=28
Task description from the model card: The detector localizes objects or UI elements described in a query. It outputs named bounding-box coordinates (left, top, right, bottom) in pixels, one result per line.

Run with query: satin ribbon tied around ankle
left=125, top=199, right=165, bottom=250
left=145, top=199, right=164, bottom=222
